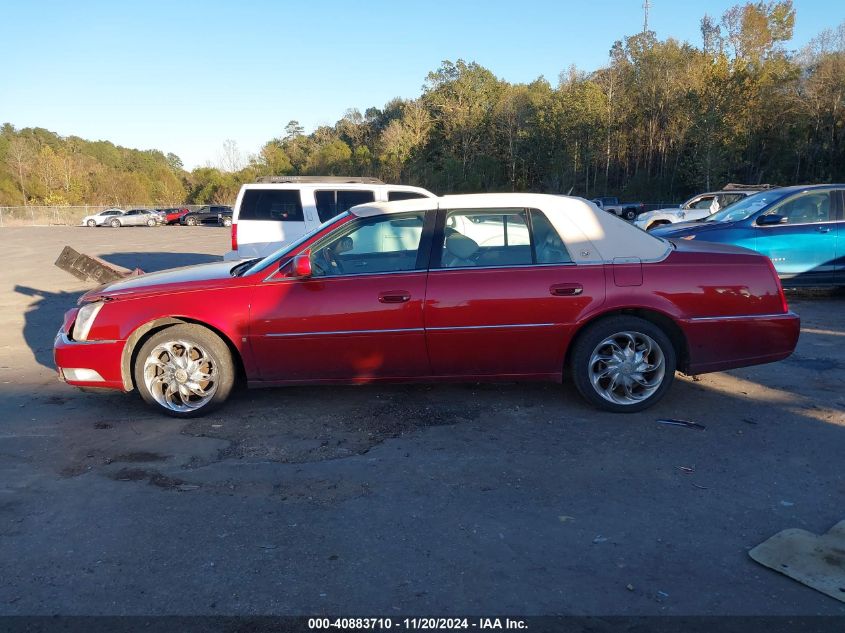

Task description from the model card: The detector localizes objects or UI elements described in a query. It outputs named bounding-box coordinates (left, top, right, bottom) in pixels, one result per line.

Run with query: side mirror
left=756, top=214, right=787, bottom=226
left=292, top=253, right=313, bottom=278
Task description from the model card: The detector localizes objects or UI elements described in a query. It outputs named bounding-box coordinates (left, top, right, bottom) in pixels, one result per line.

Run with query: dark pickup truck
left=590, top=197, right=645, bottom=221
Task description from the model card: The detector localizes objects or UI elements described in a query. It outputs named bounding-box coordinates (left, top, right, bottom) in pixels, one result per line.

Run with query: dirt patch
left=110, top=467, right=190, bottom=490
left=784, top=355, right=844, bottom=372
left=108, top=451, right=169, bottom=463
left=182, top=395, right=481, bottom=466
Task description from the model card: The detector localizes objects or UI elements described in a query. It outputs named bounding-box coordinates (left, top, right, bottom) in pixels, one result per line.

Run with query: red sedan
left=159, top=207, right=190, bottom=224
left=54, top=194, right=800, bottom=417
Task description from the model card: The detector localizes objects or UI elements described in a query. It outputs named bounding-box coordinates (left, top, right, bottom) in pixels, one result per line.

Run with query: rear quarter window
left=239, top=190, right=304, bottom=222
left=388, top=190, right=428, bottom=202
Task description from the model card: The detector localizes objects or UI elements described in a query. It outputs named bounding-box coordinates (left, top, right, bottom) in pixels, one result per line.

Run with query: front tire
left=146, top=218, right=156, bottom=227
left=624, top=209, right=637, bottom=221
left=86, top=219, right=96, bottom=227
left=222, top=217, right=232, bottom=227
left=133, top=324, right=235, bottom=418
left=110, top=218, right=121, bottom=228
left=186, top=216, right=197, bottom=226
left=570, top=316, right=676, bottom=413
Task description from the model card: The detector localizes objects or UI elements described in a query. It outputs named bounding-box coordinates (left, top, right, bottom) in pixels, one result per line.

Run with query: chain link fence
left=0, top=204, right=214, bottom=227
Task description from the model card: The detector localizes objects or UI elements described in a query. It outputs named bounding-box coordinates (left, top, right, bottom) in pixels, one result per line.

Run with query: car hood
left=652, top=219, right=735, bottom=237
left=81, top=260, right=236, bottom=302
left=640, top=207, right=680, bottom=219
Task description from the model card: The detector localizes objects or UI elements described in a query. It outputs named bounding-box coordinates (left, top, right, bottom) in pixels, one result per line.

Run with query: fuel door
left=613, top=257, right=643, bottom=287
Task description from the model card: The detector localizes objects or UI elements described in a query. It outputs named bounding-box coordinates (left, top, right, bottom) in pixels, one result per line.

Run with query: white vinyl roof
left=351, top=193, right=671, bottom=264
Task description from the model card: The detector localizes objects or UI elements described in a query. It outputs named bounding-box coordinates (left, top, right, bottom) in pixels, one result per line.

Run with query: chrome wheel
left=86, top=219, right=96, bottom=227
left=588, top=331, right=665, bottom=405
left=143, top=340, right=219, bottom=413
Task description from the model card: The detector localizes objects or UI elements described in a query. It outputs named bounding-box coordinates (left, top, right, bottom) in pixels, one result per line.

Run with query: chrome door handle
left=816, top=226, right=832, bottom=233
left=550, top=283, right=583, bottom=296
left=379, top=291, right=411, bottom=303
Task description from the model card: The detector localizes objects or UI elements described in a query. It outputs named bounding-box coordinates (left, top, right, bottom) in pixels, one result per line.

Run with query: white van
left=228, top=177, right=435, bottom=260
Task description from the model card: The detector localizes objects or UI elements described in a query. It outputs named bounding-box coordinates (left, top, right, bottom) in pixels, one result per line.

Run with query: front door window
left=310, top=212, right=425, bottom=277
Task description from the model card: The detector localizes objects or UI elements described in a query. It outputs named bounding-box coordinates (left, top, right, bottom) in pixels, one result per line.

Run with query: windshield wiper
left=230, top=258, right=261, bottom=277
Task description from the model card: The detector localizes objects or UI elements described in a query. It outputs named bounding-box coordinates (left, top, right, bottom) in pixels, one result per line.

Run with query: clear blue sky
left=2, top=0, right=838, bottom=169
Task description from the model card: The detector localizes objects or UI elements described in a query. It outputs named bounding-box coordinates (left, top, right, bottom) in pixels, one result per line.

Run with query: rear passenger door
left=423, top=207, right=606, bottom=378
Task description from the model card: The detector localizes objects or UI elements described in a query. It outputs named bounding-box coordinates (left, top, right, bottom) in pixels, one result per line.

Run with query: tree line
left=1, top=1, right=843, bottom=208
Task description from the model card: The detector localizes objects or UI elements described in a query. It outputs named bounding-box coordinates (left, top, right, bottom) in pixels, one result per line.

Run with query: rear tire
left=186, top=216, right=197, bottom=226
left=146, top=218, right=156, bottom=227
left=133, top=324, right=235, bottom=418
left=570, top=316, right=676, bottom=413
left=222, top=217, right=232, bottom=227
left=624, top=209, right=637, bottom=221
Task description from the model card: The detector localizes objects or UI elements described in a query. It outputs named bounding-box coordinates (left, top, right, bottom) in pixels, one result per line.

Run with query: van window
left=315, top=190, right=375, bottom=222
left=239, top=190, right=304, bottom=222
left=388, top=190, right=428, bottom=202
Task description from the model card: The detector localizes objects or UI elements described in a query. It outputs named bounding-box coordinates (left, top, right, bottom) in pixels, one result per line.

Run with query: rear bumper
left=681, top=311, right=800, bottom=374
left=53, top=332, right=128, bottom=391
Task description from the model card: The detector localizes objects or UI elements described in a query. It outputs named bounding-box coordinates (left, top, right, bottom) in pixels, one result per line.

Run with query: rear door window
left=239, top=190, right=304, bottom=222
left=315, top=190, right=375, bottom=222
left=439, top=208, right=572, bottom=268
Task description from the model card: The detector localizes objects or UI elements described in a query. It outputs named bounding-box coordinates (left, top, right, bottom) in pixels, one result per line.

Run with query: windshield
left=705, top=190, right=788, bottom=223
left=240, top=212, right=350, bottom=276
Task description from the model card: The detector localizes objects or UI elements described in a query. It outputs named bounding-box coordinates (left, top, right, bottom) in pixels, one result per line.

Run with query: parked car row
left=79, top=206, right=233, bottom=228
left=652, top=184, right=845, bottom=286
left=633, top=184, right=776, bottom=231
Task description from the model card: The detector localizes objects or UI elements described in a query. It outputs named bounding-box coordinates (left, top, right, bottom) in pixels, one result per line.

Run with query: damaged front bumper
left=54, top=331, right=128, bottom=391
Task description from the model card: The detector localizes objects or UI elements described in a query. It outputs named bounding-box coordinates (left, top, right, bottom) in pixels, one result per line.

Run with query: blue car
left=652, top=185, right=845, bottom=286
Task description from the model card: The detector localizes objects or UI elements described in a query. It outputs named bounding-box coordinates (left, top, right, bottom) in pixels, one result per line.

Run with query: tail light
left=231, top=223, right=238, bottom=251
left=764, top=257, right=789, bottom=313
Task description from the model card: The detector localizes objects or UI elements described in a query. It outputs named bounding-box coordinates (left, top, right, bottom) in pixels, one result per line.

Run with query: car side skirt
left=247, top=372, right=562, bottom=388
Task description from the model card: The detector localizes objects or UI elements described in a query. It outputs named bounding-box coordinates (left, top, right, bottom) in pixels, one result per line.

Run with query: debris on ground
left=657, top=418, right=706, bottom=431
left=749, top=519, right=845, bottom=603
left=54, top=245, right=144, bottom=284
left=676, top=466, right=695, bottom=474
left=592, top=535, right=609, bottom=544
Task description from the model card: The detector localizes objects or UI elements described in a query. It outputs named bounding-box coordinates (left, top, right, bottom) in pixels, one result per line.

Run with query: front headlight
left=72, top=301, right=105, bottom=341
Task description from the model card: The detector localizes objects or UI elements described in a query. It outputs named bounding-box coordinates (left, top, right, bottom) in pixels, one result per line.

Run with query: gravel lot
left=1, top=226, right=844, bottom=616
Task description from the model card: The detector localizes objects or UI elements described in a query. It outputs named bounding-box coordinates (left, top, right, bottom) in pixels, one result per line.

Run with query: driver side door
left=248, top=210, right=435, bottom=382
